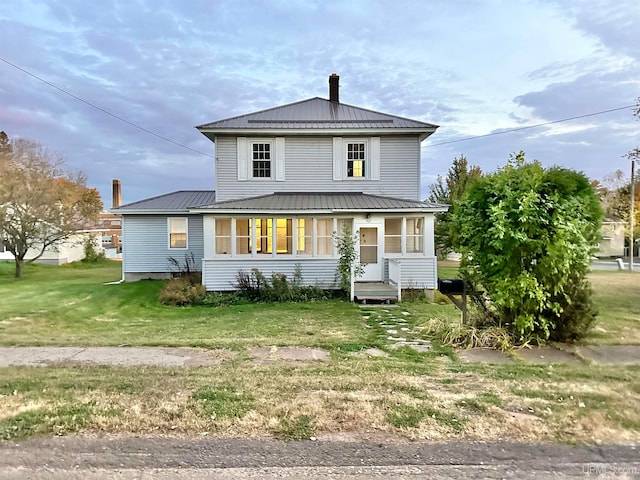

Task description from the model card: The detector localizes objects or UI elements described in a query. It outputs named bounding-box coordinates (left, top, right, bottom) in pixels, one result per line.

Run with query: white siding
left=380, top=136, right=421, bottom=200
left=123, top=215, right=204, bottom=273
left=202, top=258, right=338, bottom=291
left=383, top=257, right=438, bottom=289
left=215, top=135, right=421, bottom=201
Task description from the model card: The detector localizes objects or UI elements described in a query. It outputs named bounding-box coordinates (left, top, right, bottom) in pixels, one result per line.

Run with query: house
left=596, top=217, right=626, bottom=258
left=114, top=74, right=447, bottom=300
left=96, top=180, right=123, bottom=259
left=0, top=231, right=102, bottom=265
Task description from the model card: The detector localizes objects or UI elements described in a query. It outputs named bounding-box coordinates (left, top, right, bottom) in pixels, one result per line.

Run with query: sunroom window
left=297, top=218, right=313, bottom=255
left=215, top=218, right=231, bottom=254
left=317, top=219, right=333, bottom=255
left=406, top=217, right=424, bottom=253
left=236, top=219, right=251, bottom=254
left=384, top=218, right=402, bottom=253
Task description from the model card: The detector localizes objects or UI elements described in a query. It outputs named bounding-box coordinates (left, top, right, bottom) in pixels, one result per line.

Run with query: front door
left=359, top=227, right=382, bottom=281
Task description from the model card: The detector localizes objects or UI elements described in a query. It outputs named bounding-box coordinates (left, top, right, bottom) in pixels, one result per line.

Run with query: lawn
left=0, top=261, right=367, bottom=349
left=0, top=260, right=639, bottom=444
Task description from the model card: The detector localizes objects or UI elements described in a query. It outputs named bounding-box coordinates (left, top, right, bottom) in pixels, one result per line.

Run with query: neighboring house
left=114, top=74, right=447, bottom=299
left=596, top=218, right=626, bottom=258
left=0, top=231, right=102, bottom=265
left=96, top=180, right=124, bottom=259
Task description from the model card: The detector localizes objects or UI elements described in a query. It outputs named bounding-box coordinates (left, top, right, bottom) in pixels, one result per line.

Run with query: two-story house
left=114, top=75, right=447, bottom=300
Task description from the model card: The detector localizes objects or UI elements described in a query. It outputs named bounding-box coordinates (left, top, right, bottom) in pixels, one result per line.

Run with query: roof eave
left=189, top=207, right=448, bottom=215
left=197, top=127, right=438, bottom=138
left=113, top=209, right=191, bottom=215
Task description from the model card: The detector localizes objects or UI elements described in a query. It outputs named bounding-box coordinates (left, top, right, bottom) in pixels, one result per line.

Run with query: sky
left=0, top=0, right=638, bottom=207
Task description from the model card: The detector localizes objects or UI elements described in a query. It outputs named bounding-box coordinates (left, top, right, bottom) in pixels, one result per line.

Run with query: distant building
left=596, top=218, right=626, bottom=258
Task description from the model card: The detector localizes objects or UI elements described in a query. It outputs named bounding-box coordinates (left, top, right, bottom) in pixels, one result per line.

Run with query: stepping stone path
left=359, top=306, right=431, bottom=354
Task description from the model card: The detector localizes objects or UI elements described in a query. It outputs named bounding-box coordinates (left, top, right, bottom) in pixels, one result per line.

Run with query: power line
left=0, top=56, right=214, bottom=158
left=424, top=105, right=634, bottom=148
left=2, top=55, right=633, bottom=155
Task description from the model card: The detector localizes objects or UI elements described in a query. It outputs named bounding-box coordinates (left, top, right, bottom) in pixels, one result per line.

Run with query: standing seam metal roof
left=196, top=97, right=438, bottom=130
left=114, top=191, right=216, bottom=211
left=193, top=192, right=448, bottom=211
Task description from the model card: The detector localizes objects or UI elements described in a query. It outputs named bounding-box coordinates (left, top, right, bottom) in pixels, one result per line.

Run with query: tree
left=452, top=152, right=603, bottom=342
left=0, top=136, right=103, bottom=278
left=0, top=131, right=11, bottom=155
left=595, top=169, right=640, bottom=242
left=428, top=154, right=481, bottom=254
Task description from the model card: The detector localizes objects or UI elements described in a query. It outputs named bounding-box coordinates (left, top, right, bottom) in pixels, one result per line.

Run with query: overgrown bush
left=159, top=277, right=206, bottom=306
left=234, top=267, right=327, bottom=303
left=547, top=277, right=598, bottom=342
left=452, top=152, right=603, bottom=342
left=422, top=317, right=512, bottom=351
left=160, top=253, right=204, bottom=305
left=82, top=238, right=105, bottom=263
left=168, top=253, right=201, bottom=284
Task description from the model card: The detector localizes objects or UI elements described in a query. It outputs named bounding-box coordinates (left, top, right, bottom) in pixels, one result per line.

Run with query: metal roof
left=114, top=190, right=216, bottom=212
left=193, top=192, right=448, bottom=213
left=196, top=97, right=438, bottom=131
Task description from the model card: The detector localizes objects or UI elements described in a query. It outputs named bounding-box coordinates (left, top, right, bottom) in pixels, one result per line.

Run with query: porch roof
left=191, top=192, right=448, bottom=214
left=112, top=190, right=216, bottom=214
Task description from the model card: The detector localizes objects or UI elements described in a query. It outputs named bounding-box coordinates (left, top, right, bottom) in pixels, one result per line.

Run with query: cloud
left=0, top=0, right=637, bottom=205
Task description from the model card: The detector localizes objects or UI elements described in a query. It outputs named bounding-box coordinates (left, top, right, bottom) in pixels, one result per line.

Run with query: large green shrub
left=452, top=152, right=603, bottom=342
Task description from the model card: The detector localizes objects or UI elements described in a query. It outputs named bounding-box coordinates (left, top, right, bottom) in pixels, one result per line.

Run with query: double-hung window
left=168, top=218, right=188, bottom=249
left=252, top=142, right=272, bottom=178
left=346, top=142, right=366, bottom=178
left=406, top=217, right=424, bottom=253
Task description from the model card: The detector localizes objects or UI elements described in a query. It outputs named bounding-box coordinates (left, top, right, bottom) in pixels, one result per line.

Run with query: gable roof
left=192, top=192, right=448, bottom=214
left=197, top=97, right=438, bottom=140
left=113, top=190, right=216, bottom=214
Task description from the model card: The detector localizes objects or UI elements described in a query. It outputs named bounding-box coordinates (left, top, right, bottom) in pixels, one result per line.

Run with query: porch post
left=424, top=214, right=435, bottom=257
left=350, top=262, right=355, bottom=302
left=203, top=216, right=214, bottom=259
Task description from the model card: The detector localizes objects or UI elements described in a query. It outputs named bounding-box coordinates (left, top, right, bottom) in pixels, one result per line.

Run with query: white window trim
left=237, top=137, right=286, bottom=181
left=168, top=217, right=188, bottom=250
left=211, top=216, right=351, bottom=258
left=333, top=137, right=380, bottom=181
left=345, top=138, right=369, bottom=179
left=249, top=139, right=274, bottom=180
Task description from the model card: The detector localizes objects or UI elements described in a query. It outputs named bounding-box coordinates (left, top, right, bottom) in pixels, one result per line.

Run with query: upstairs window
left=252, top=142, right=272, bottom=178
left=168, top=218, right=188, bottom=249
left=347, top=142, right=365, bottom=177
left=333, top=137, right=379, bottom=181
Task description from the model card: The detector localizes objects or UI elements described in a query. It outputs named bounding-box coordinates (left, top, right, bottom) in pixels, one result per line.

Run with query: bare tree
left=0, top=136, right=103, bottom=278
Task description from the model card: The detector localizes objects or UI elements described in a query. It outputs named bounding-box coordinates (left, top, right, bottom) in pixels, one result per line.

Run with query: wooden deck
left=353, top=282, right=398, bottom=303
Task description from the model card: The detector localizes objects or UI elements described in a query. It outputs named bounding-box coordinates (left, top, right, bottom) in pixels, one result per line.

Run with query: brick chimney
left=329, top=73, right=339, bottom=103
left=112, top=179, right=122, bottom=208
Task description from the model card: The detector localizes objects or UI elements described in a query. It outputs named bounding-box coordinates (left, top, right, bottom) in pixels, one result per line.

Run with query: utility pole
left=631, top=158, right=635, bottom=271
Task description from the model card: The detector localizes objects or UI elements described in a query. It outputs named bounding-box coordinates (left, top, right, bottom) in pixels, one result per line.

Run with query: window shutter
left=237, top=137, right=248, bottom=181
left=333, top=137, right=343, bottom=181
left=275, top=137, right=286, bottom=181
left=370, top=137, right=380, bottom=181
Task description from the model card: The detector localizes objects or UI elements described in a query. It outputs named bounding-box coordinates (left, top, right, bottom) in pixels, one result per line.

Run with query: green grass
left=0, top=261, right=367, bottom=349
left=585, top=271, right=640, bottom=344
left=0, top=261, right=639, bottom=443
